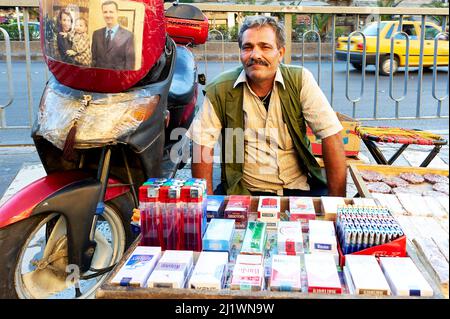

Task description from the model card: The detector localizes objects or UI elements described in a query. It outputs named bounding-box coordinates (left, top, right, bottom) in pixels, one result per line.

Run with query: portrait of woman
left=56, top=8, right=75, bottom=64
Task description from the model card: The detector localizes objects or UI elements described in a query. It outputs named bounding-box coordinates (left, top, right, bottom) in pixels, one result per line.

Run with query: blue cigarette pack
left=206, top=195, right=226, bottom=221
left=202, top=218, right=235, bottom=253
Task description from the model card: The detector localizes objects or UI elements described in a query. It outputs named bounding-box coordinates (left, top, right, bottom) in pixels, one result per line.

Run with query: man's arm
left=191, top=142, right=215, bottom=195
left=322, top=132, right=347, bottom=197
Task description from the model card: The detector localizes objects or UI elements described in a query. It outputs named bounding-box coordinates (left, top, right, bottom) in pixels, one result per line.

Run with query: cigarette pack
left=379, top=257, right=434, bottom=297
left=321, top=197, right=346, bottom=221
left=202, top=218, right=235, bottom=253
left=188, top=251, right=228, bottom=290
left=309, top=220, right=338, bottom=254
left=224, top=195, right=251, bottom=229
left=111, top=246, right=161, bottom=287
left=289, top=197, right=316, bottom=228
left=230, top=254, right=264, bottom=291
left=146, top=250, right=194, bottom=289
left=206, top=195, right=225, bottom=221
left=257, top=217, right=278, bottom=230
left=351, top=198, right=379, bottom=207
left=305, top=253, right=342, bottom=294
left=277, top=221, right=304, bottom=255
left=344, top=255, right=391, bottom=296
left=269, top=255, right=302, bottom=292
left=257, top=196, right=281, bottom=220
left=241, top=221, right=267, bottom=255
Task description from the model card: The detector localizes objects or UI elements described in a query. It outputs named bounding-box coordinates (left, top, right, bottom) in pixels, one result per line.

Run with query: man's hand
left=322, top=132, right=347, bottom=197
left=191, top=142, right=215, bottom=195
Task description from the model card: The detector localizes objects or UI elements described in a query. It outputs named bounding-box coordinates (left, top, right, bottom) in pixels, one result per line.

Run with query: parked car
left=336, top=20, right=449, bottom=76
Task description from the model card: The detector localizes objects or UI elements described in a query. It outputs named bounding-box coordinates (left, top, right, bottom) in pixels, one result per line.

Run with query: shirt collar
left=106, top=24, right=120, bottom=35
left=233, top=67, right=286, bottom=90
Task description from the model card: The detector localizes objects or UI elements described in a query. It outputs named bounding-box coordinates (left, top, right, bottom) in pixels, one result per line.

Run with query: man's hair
left=102, top=0, right=119, bottom=11
left=238, top=15, right=286, bottom=49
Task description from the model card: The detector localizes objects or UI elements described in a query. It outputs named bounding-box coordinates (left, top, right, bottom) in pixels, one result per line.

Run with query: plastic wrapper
left=35, top=77, right=159, bottom=149
left=40, top=0, right=166, bottom=92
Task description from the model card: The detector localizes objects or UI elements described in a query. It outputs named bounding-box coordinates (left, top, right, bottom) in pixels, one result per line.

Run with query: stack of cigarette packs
left=111, top=246, right=161, bottom=287
left=241, top=221, right=267, bottom=255
left=188, top=251, right=229, bottom=290
left=344, top=255, right=391, bottom=296
left=147, top=250, right=194, bottom=289
left=206, top=195, right=225, bottom=221
left=336, top=205, right=405, bottom=255
left=305, top=253, right=342, bottom=294
left=309, top=220, right=338, bottom=264
left=224, top=195, right=251, bottom=229
left=289, top=197, right=316, bottom=231
left=277, top=221, right=304, bottom=255
left=379, top=257, right=433, bottom=297
left=257, top=196, right=281, bottom=229
left=269, top=255, right=302, bottom=292
left=230, top=254, right=264, bottom=291
left=202, top=218, right=235, bottom=253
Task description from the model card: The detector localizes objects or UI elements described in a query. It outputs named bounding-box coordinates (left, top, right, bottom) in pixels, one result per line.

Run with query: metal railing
left=0, top=2, right=448, bottom=142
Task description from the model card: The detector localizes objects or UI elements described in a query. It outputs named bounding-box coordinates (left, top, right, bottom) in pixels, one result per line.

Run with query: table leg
left=420, top=145, right=442, bottom=167
left=387, top=144, right=409, bottom=165
left=362, top=139, right=388, bottom=165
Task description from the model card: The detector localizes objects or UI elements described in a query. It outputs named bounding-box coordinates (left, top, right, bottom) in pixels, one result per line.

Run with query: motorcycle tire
left=0, top=193, right=135, bottom=299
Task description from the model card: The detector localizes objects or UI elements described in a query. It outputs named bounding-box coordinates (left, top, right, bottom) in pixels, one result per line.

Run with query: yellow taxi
left=336, top=20, right=449, bottom=75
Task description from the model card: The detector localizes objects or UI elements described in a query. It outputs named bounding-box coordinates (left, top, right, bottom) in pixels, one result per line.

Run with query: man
left=187, top=16, right=347, bottom=197
left=91, top=0, right=135, bottom=70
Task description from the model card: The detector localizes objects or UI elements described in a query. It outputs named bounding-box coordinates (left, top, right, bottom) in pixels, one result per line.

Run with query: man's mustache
left=246, top=58, right=269, bottom=67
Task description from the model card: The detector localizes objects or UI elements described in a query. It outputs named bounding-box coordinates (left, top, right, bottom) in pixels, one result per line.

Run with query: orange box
left=307, top=112, right=361, bottom=157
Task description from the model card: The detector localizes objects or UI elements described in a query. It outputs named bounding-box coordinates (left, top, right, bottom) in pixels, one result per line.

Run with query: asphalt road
left=0, top=60, right=448, bottom=146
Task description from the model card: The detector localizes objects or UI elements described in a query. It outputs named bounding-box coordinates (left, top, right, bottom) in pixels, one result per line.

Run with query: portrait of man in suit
left=91, top=0, right=135, bottom=70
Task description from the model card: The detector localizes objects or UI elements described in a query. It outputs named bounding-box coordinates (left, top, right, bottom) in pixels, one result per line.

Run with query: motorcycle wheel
left=0, top=193, right=135, bottom=299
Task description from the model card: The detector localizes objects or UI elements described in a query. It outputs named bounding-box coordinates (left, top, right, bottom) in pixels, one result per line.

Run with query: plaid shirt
left=70, top=32, right=92, bottom=66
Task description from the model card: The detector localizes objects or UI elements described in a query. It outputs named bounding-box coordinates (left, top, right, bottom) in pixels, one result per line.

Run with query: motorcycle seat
left=168, top=45, right=196, bottom=106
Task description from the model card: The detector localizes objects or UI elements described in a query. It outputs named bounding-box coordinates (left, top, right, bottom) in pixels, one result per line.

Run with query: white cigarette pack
left=289, top=197, right=316, bottom=227
left=305, top=253, right=342, bottom=294
left=277, top=221, right=304, bottom=255
left=147, top=250, right=194, bottom=289
left=269, top=255, right=302, bottom=292
left=257, top=196, right=281, bottom=220
left=321, top=197, right=346, bottom=221
left=379, top=257, right=434, bottom=297
left=230, top=254, right=264, bottom=291
left=309, top=220, right=337, bottom=254
left=351, top=198, right=379, bottom=207
left=111, top=246, right=161, bottom=287
left=345, top=255, right=391, bottom=296
left=188, top=251, right=228, bottom=290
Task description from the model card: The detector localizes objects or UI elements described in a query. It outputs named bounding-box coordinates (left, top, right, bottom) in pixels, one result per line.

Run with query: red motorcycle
left=0, top=1, right=208, bottom=298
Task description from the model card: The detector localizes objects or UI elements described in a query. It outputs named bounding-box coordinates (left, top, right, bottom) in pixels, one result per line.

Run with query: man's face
left=102, top=4, right=118, bottom=28
left=240, top=26, right=285, bottom=84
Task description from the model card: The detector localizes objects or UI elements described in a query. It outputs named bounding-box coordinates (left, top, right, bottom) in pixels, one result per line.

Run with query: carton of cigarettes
left=257, top=196, right=281, bottom=220
left=188, top=251, right=229, bottom=290
left=352, top=198, right=379, bottom=207
left=379, top=257, right=434, bottom=297
left=277, top=221, right=304, bottom=255
left=270, top=255, right=302, bottom=292
left=305, top=253, right=342, bottom=294
left=202, top=218, right=235, bottom=253
left=344, top=255, right=391, bottom=296
left=257, top=217, right=278, bottom=230
left=241, top=221, right=267, bottom=255
left=289, top=197, right=316, bottom=229
left=231, top=254, right=264, bottom=291
left=321, top=197, right=346, bottom=221
left=206, top=195, right=225, bottom=221
left=309, top=220, right=338, bottom=254
left=224, top=195, right=251, bottom=229
left=147, top=250, right=194, bottom=289
left=111, top=246, right=161, bottom=287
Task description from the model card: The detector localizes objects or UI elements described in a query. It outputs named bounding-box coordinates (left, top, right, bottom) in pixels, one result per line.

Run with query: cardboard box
left=188, top=251, right=229, bottom=290
left=307, top=112, right=360, bottom=157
